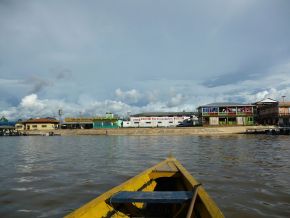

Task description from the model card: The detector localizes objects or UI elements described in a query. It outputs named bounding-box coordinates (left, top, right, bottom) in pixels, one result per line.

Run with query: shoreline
left=21, top=126, right=276, bottom=136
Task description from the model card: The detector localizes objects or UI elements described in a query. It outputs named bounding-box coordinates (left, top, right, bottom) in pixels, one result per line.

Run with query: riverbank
left=21, top=126, right=276, bottom=136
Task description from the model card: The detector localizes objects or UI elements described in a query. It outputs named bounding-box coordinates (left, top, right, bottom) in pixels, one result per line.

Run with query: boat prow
left=65, top=157, right=224, bottom=218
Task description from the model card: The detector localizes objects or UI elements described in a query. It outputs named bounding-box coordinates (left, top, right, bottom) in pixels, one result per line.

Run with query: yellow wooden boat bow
left=65, top=157, right=224, bottom=218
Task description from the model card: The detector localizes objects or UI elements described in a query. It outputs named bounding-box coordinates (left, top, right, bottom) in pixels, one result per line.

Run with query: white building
left=123, top=112, right=198, bottom=128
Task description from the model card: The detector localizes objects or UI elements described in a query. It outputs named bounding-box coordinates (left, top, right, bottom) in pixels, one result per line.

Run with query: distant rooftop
left=198, top=102, right=254, bottom=108
left=21, top=118, right=59, bottom=124
left=132, top=112, right=197, bottom=117
left=0, top=126, right=15, bottom=129
left=255, top=98, right=278, bottom=104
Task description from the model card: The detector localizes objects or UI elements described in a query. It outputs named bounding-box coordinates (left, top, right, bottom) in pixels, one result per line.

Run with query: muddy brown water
left=0, top=135, right=290, bottom=217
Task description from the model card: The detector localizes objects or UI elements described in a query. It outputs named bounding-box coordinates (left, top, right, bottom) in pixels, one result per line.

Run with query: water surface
left=0, top=135, right=290, bottom=217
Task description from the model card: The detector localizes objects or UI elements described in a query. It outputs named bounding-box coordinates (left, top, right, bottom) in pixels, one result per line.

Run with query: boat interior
left=65, top=158, right=222, bottom=218
left=105, top=162, right=210, bottom=218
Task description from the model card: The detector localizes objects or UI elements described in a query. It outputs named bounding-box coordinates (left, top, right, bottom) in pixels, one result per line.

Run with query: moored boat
left=65, top=157, right=224, bottom=218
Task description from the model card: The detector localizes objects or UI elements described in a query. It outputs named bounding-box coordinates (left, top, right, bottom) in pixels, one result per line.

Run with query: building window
left=203, top=107, right=218, bottom=113
left=134, top=122, right=139, bottom=124
left=169, top=121, right=173, bottom=123
left=42, top=125, right=47, bottom=128
left=32, top=125, right=37, bottom=128
left=146, top=122, right=151, bottom=124
left=158, top=121, right=162, bottom=123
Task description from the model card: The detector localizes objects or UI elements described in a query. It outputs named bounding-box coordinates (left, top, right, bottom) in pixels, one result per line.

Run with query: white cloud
left=20, top=94, right=44, bottom=108
left=115, top=88, right=142, bottom=104
left=0, top=94, right=134, bottom=120
left=2, top=67, right=290, bottom=121
left=167, top=93, right=185, bottom=107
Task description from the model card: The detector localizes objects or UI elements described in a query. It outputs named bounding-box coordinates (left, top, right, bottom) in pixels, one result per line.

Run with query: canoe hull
left=65, top=157, right=224, bottom=218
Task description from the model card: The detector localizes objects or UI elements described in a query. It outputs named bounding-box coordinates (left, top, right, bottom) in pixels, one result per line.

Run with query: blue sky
left=1, top=0, right=290, bottom=119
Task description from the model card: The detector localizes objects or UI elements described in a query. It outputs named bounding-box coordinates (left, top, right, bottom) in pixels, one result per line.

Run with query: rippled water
left=0, top=135, right=290, bottom=217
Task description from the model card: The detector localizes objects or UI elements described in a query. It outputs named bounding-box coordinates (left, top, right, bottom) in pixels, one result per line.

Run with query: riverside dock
left=0, top=127, right=60, bottom=136
left=0, top=126, right=21, bottom=136
left=246, top=127, right=290, bottom=135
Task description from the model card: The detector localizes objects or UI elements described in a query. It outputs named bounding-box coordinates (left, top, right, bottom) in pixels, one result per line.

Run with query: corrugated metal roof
left=0, top=126, right=15, bottom=129
left=22, top=118, right=59, bottom=124
left=64, top=118, right=94, bottom=122
left=93, top=118, right=118, bottom=121
left=131, top=112, right=197, bottom=117
left=255, top=98, right=278, bottom=104
left=62, top=122, right=93, bottom=124
left=198, top=102, right=254, bottom=107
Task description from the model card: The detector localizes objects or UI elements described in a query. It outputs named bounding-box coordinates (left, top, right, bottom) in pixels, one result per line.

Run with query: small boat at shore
left=65, top=157, right=224, bottom=218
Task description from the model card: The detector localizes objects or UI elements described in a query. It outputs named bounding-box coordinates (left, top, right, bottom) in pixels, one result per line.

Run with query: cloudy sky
left=1, top=0, right=290, bottom=119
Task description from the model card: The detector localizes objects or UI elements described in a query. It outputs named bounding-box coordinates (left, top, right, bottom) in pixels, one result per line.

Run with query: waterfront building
left=93, top=113, right=121, bottom=128
left=255, top=98, right=290, bottom=126
left=15, top=118, right=59, bottom=130
left=62, top=117, right=94, bottom=129
left=198, top=103, right=255, bottom=126
left=123, top=112, right=198, bottom=128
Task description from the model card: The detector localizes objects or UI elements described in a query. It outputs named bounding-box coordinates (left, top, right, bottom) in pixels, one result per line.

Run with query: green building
left=92, top=113, right=121, bottom=128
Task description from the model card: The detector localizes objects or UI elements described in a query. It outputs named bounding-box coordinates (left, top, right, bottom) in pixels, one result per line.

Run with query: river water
left=0, top=135, right=290, bottom=218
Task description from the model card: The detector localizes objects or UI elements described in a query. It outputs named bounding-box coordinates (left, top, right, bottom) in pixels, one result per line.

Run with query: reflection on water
left=0, top=135, right=290, bottom=217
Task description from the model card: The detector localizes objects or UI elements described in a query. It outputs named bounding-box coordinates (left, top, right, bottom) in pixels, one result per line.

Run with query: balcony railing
left=202, top=112, right=253, bottom=116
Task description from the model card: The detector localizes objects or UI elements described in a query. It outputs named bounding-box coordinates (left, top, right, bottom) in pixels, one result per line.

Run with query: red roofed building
left=16, top=118, right=59, bottom=131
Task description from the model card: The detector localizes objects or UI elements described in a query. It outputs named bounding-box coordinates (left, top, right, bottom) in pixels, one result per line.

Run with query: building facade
left=93, top=113, right=121, bottom=128
left=15, top=118, right=59, bottom=130
left=62, top=118, right=94, bottom=129
left=123, top=112, right=198, bottom=128
left=255, top=98, right=290, bottom=126
left=198, top=103, right=255, bottom=126
left=278, top=102, right=290, bottom=126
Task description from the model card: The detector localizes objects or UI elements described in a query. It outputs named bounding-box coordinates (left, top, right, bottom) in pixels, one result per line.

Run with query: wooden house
left=198, top=102, right=255, bottom=126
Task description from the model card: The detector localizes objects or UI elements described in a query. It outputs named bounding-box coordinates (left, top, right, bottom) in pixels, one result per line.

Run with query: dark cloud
left=49, top=66, right=72, bottom=79
left=202, top=71, right=255, bottom=88
left=56, top=69, right=72, bottom=79
left=22, top=76, right=53, bottom=94
left=0, top=0, right=13, bottom=6
left=1, top=0, right=290, bottom=116
left=202, top=60, right=277, bottom=88
left=0, top=90, right=19, bottom=107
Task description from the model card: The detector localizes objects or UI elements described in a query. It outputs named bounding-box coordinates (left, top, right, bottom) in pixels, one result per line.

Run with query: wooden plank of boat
left=65, top=157, right=224, bottom=218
